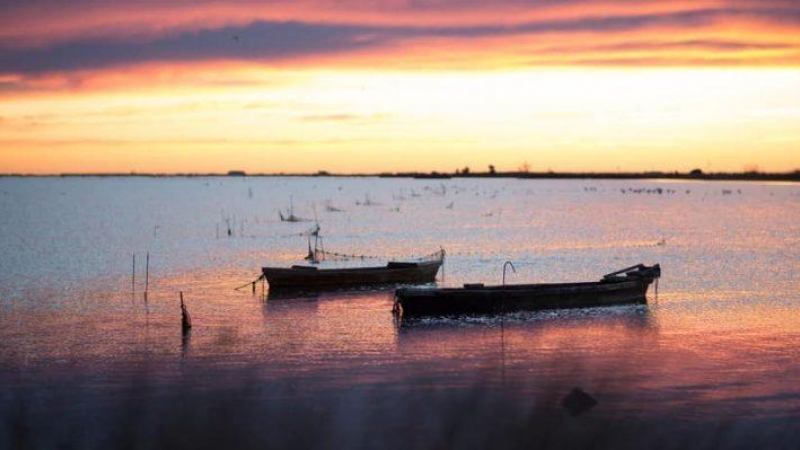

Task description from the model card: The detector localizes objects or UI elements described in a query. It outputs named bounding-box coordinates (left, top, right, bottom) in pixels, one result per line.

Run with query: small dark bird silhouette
left=232, top=35, right=239, bottom=42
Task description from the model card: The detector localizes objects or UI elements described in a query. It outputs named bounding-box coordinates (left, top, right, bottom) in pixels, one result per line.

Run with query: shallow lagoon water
left=0, top=176, right=798, bottom=449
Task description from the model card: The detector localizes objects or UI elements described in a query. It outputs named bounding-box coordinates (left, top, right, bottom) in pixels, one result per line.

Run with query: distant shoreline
left=0, top=170, right=798, bottom=182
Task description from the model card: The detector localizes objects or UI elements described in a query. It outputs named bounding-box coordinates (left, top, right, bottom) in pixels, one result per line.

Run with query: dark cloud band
left=1, top=6, right=798, bottom=75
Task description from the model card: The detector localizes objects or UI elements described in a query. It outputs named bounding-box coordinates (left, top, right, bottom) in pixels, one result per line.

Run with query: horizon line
left=1, top=169, right=799, bottom=182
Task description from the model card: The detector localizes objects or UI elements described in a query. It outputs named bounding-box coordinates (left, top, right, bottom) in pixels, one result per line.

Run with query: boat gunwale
left=396, top=278, right=645, bottom=296
left=262, top=258, right=442, bottom=276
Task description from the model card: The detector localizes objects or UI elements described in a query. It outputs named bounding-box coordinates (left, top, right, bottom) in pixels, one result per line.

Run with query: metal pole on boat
left=502, top=261, right=516, bottom=286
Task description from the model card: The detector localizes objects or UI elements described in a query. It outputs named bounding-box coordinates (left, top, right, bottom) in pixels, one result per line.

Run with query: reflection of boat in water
left=263, top=250, right=445, bottom=292
left=265, top=288, right=394, bottom=303
left=394, top=264, right=660, bottom=318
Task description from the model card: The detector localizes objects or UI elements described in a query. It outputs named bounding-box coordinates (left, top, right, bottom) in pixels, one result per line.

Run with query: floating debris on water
left=562, top=387, right=598, bottom=417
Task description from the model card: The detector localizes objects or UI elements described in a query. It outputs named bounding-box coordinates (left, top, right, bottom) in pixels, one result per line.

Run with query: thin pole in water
left=131, top=253, right=136, bottom=300
left=144, top=252, right=150, bottom=301
left=654, top=278, right=659, bottom=303
left=500, top=260, right=515, bottom=385
left=500, top=298, right=506, bottom=385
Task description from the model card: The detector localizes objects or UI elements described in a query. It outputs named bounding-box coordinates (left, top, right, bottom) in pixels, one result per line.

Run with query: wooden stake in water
left=180, top=291, right=192, bottom=333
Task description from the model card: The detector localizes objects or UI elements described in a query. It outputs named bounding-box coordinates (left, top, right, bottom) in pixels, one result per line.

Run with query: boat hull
left=395, top=264, right=659, bottom=317
left=263, top=259, right=443, bottom=291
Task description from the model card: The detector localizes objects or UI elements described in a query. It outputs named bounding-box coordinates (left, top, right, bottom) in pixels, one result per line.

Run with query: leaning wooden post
left=180, top=291, right=192, bottom=333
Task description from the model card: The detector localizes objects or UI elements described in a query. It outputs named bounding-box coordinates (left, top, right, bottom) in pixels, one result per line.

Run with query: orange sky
left=0, top=0, right=799, bottom=174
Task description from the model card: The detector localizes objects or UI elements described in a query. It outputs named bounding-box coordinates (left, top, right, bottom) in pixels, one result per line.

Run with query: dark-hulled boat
left=263, top=250, right=445, bottom=291
left=394, top=264, right=660, bottom=317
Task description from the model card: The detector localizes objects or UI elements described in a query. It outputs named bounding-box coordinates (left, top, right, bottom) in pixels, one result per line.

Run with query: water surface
left=1, top=177, right=798, bottom=449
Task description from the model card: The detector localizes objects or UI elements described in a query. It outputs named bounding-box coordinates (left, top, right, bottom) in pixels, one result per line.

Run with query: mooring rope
left=234, top=274, right=265, bottom=291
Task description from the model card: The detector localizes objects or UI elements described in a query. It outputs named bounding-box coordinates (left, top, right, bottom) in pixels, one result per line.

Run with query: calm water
left=1, top=176, right=798, bottom=449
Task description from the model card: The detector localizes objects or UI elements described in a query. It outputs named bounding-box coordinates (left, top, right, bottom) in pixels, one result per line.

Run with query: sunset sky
left=1, top=0, right=799, bottom=174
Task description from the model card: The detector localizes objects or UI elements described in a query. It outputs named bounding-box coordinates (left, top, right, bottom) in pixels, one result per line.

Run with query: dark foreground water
left=1, top=177, right=798, bottom=449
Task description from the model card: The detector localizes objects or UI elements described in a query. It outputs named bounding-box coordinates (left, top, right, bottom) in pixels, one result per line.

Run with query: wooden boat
left=394, top=264, right=660, bottom=317
left=262, top=250, right=445, bottom=291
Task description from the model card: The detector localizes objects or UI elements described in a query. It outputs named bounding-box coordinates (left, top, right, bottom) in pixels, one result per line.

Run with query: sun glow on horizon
left=1, top=66, right=798, bottom=174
